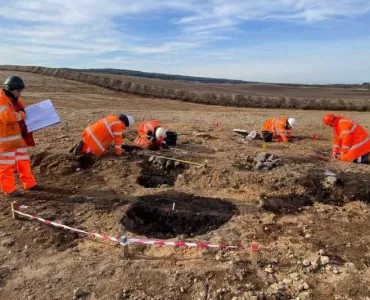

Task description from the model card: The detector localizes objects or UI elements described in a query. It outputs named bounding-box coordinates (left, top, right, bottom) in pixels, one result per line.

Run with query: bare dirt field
left=87, top=72, right=370, bottom=101
left=1, top=70, right=370, bottom=300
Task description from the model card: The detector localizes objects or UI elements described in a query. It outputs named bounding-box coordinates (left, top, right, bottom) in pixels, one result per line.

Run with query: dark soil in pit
left=262, top=194, right=313, bottom=214
left=122, top=192, right=238, bottom=238
left=137, top=157, right=186, bottom=188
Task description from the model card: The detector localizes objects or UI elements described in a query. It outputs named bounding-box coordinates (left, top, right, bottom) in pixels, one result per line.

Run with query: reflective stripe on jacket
left=262, top=117, right=292, bottom=142
left=0, top=89, right=27, bottom=152
left=332, top=117, right=370, bottom=162
left=82, top=116, right=125, bottom=156
left=134, top=120, right=163, bottom=147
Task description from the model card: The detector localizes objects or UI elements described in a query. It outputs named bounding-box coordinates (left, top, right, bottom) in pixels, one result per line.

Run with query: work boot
left=7, top=190, right=22, bottom=197
left=29, top=184, right=41, bottom=191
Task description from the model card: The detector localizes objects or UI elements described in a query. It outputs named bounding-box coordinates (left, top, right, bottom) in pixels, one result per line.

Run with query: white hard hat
left=127, top=116, right=134, bottom=127
left=155, top=127, right=167, bottom=139
left=288, top=118, right=297, bottom=127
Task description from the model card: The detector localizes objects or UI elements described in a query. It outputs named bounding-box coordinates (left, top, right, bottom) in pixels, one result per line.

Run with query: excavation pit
left=137, top=174, right=174, bottom=188
left=137, top=157, right=186, bottom=188
left=123, top=193, right=238, bottom=238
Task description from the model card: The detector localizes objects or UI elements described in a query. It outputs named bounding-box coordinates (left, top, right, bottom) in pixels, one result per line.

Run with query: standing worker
left=0, top=75, right=40, bottom=197
left=73, top=114, right=134, bottom=157
left=323, top=113, right=370, bottom=163
left=134, top=120, right=167, bottom=150
left=262, top=117, right=297, bottom=142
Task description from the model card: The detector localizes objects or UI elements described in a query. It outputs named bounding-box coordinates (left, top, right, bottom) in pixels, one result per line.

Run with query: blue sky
left=0, top=0, right=369, bottom=84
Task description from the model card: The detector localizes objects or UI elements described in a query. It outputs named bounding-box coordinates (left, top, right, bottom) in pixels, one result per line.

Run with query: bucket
left=165, top=131, right=178, bottom=146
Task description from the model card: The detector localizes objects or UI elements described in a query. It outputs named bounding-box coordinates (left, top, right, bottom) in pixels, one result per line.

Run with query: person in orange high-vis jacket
left=0, top=76, right=40, bottom=197
left=323, top=113, right=370, bottom=163
left=134, top=120, right=168, bottom=150
left=262, top=117, right=297, bottom=142
left=74, top=114, right=134, bottom=157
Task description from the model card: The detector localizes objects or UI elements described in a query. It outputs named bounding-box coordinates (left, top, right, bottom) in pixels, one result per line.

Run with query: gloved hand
left=161, top=142, right=169, bottom=149
left=332, top=152, right=339, bottom=159
left=146, top=134, right=154, bottom=142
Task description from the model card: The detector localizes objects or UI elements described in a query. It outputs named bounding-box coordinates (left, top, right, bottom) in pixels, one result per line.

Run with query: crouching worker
left=134, top=120, right=168, bottom=150
left=73, top=114, right=134, bottom=157
left=262, top=117, right=297, bottom=142
left=0, top=76, right=40, bottom=197
left=323, top=113, right=370, bottom=163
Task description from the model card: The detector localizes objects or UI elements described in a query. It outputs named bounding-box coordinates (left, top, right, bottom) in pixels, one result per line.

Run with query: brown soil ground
left=88, top=72, right=370, bottom=100
left=1, top=70, right=370, bottom=300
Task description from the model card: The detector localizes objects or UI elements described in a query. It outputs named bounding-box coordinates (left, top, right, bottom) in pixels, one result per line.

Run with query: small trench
left=137, top=157, right=186, bottom=188
left=122, top=192, right=238, bottom=238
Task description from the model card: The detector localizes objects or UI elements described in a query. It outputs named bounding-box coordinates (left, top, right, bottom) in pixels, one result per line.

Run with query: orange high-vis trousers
left=0, top=148, right=37, bottom=194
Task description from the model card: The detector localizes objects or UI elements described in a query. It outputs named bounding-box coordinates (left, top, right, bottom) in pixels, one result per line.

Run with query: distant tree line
left=64, top=68, right=252, bottom=84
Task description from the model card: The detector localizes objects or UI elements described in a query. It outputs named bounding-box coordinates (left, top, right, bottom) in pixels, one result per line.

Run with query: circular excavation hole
left=123, top=192, right=238, bottom=238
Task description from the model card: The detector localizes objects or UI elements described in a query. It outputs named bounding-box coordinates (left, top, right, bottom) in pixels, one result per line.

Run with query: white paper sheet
left=24, top=99, right=61, bottom=132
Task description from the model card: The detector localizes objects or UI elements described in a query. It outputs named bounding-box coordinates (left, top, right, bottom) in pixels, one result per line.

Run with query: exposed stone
left=324, top=176, right=338, bottom=188
left=302, top=260, right=311, bottom=267
left=318, top=249, right=325, bottom=256
left=320, top=256, right=330, bottom=266
left=264, top=267, right=274, bottom=274
left=74, top=287, right=85, bottom=298
left=1, top=237, right=15, bottom=247
left=159, top=184, right=170, bottom=189
left=303, top=282, right=310, bottom=290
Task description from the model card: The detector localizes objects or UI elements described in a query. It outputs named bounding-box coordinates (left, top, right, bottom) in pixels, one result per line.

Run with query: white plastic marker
left=172, top=202, right=176, bottom=211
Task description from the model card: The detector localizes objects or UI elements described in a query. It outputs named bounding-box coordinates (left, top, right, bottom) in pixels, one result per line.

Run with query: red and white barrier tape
left=128, top=238, right=246, bottom=249
left=13, top=208, right=249, bottom=250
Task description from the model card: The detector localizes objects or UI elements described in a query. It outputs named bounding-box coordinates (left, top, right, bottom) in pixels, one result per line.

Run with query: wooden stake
left=250, top=242, right=259, bottom=266
left=11, top=201, right=19, bottom=220
left=120, top=235, right=130, bottom=258
left=154, top=155, right=204, bottom=167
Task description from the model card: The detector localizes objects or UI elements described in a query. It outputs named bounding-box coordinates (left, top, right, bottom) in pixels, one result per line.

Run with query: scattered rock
left=303, top=282, right=310, bottom=290
left=159, top=184, right=170, bottom=189
left=324, top=176, right=339, bottom=188
left=264, top=267, right=274, bottom=274
left=318, top=249, right=325, bottom=256
left=283, top=278, right=293, bottom=285
left=1, top=237, right=15, bottom=247
left=320, top=256, right=330, bottom=266
left=302, top=260, right=311, bottom=267
left=74, top=287, right=85, bottom=298
left=289, top=272, right=299, bottom=279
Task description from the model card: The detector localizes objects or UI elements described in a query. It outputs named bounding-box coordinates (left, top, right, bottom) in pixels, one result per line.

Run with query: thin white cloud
left=0, top=0, right=369, bottom=83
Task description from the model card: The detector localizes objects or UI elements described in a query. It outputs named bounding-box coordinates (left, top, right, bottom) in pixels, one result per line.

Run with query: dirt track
left=1, top=71, right=370, bottom=300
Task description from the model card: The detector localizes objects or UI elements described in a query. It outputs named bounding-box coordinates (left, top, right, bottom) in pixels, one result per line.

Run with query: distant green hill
left=64, top=68, right=252, bottom=84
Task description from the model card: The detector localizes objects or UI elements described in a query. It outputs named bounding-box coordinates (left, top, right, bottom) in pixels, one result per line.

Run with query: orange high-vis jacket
left=134, top=120, right=163, bottom=147
left=262, top=117, right=292, bottom=142
left=82, top=116, right=126, bottom=156
left=331, top=116, right=370, bottom=162
left=0, top=89, right=27, bottom=152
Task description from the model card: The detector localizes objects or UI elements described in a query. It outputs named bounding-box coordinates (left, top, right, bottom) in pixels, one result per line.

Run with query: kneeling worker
left=134, top=120, right=167, bottom=150
left=74, top=114, right=134, bottom=156
left=323, top=113, right=370, bottom=163
left=262, top=117, right=297, bottom=142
